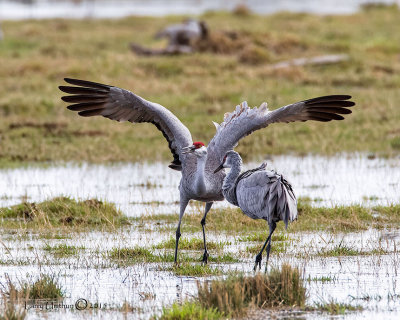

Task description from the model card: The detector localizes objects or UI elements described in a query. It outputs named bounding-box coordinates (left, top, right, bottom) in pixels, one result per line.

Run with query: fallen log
left=269, top=54, right=349, bottom=69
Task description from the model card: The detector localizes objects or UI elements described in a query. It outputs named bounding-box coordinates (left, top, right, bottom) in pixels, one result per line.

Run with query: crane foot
left=201, top=251, right=209, bottom=264
left=254, top=253, right=262, bottom=271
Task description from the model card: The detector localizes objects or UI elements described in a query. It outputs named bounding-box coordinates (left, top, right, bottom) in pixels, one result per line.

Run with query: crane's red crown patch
left=193, top=142, right=205, bottom=149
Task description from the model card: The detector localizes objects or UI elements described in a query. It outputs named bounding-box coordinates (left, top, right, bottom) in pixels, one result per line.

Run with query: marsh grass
left=107, top=246, right=238, bottom=265
left=165, top=263, right=223, bottom=277
left=2, top=274, right=63, bottom=300
left=109, top=247, right=156, bottom=263
left=314, top=300, right=363, bottom=314
left=0, top=276, right=27, bottom=320
left=238, top=232, right=289, bottom=242
left=43, top=243, right=84, bottom=257
left=197, top=264, right=306, bottom=317
left=158, top=302, right=223, bottom=320
left=307, top=275, right=336, bottom=283
left=2, top=7, right=400, bottom=167
left=21, top=275, right=63, bottom=300
left=245, top=241, right=287, bottom=255
left=0, top=197, right=130, bottom=230
left=208, top=253, right=239, bottom=263
left=317, top=243, right=389, bottom=257
left=39, top=233, right=72, bottom=240
left=137, top=202, right=400, bottom=234
left=0, top=293, right=26, bottom=320
left=154, top=237, right=226, bottom=251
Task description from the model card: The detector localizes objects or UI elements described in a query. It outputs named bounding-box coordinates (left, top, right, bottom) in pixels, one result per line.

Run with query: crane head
left=214, top=151, right=241, bottom=173
left=182, top=141, right=205, bottom=154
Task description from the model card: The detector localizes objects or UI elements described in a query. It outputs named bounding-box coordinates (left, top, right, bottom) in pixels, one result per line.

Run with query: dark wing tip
left=303, top=95, right=355, bottom=122
left=305, top=95, right=353, bottom=105
left=77, top=109, right=105, bottom=117
left=63, top=78, right=111, bottom=90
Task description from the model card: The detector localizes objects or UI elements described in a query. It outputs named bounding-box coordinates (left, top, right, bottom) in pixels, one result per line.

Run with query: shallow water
left=1, top=227, right=400, bottom=319
left=0, top=155, right=399, bottom=216
left=1, top=155, right=400, bottom=319
left=0, top=0, right=397, bottom=20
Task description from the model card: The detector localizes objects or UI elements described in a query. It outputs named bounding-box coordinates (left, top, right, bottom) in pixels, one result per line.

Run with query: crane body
left=214, top=151, right=297, bottom=271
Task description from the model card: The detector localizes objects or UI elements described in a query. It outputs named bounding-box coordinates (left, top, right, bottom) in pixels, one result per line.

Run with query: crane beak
left=182, top=145, right=196, bottom=154
left=214, top=163, right=224, bottom=173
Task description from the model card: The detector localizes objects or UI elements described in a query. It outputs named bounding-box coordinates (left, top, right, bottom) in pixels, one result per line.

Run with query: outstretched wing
left=208, top=95, right=354, bottom=161
left=59, top=78, right=193, bottom=170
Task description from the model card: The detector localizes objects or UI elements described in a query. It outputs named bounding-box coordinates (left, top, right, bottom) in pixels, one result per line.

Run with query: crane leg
left=174, top=198, right=189, bottom=264
left=253, top=221, right=276, bottom=272
left=265, top=222, right=277, bottom=272
left=201, top=202, right=213, bottom=264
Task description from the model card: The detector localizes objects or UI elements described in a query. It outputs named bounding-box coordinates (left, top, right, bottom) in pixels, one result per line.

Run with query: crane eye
left=223, top=155, right=227, bottom=162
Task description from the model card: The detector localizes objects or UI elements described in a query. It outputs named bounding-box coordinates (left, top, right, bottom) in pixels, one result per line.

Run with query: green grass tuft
left=208, top=253, right=239, bottom=263
left=109, top=247, right=155, bottom=262
left=317, top=244, right=360, bottom=257
left=158, top=302, right=223, bottom=320
left=314, top=300, right=363, bottom=314
left=165, top=263, right=222, bottom=277
left=0, top=197, right=130, bottom=230
left=317, top=243, right=389, bottom=257
left=22, top=275, right=63, bottom=300
left=4, top=274, right=64, bottom=300
left=43, top=243, right=84, bottom=257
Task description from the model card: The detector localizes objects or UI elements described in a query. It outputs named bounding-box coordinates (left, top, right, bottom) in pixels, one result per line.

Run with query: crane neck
left=222, top=156, right=242, bottom=205
left=194, top=152, right=208, bottom=196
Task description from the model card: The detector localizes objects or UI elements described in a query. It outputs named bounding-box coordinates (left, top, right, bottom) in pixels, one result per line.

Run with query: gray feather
left=222, top=151, right=298, bottom=229
left=208, top=96, right=354, bottom=162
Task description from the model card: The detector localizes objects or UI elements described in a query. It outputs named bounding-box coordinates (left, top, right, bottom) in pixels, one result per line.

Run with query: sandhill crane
left=214, top=151, right=297, bottom=271
left=59, top=78, right=355, bottom=264
left=131, top=19, right=208, bottom=56
left=155, top=19, right=208, bottom=46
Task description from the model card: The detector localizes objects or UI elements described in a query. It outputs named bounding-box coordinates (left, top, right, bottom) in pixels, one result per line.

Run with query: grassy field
left=1, top=6, right=400, bottom=167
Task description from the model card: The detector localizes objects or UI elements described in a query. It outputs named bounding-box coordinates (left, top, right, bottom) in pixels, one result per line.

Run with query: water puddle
left=0, top=155, right=399, bottom=216
left=0, top=0, right=397, bottom=20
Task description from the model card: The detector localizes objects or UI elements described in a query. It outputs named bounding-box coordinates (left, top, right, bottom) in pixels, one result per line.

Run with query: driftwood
left=269, top=54, right=349, bottom=69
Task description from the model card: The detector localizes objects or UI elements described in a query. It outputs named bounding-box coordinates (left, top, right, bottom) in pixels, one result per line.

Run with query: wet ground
left=1, top=154, right=400, bottom=319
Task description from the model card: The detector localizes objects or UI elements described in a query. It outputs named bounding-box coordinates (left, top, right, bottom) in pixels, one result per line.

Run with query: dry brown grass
left=197, top=264, right=306, bottom=317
